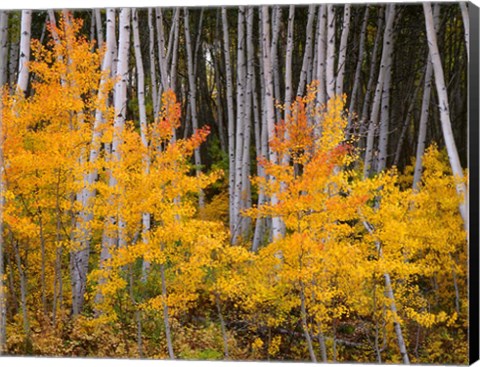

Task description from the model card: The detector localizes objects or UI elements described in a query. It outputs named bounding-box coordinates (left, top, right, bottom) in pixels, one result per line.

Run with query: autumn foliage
left=0, top=15, right=467, bottom=364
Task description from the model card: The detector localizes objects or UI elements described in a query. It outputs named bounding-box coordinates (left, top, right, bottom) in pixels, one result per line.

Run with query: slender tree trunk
left=316, top=5, right=327, bottom=107
left=284, top=5, right=295, bottom=117
left=326, top=5, right=336, bottom=100
left=133, top=8, right=152, bottom=285
left=413, top=5, right=440, bottom=188
left=148, top=8, right=159, bottom=118
left=161, top=255, right=174, bottom=358
left=221, top=8, right=236, bottom=239
left=240, top=6, right=254, bottom=239
left=75, top=8, right=115, bottom=315
left=364, top=5, right=396, bottom=178
left=358, top=8, right=383, bottom=148
left=393, top=82, right=421, bottom=168
left=155, top=8, right=169, bottom=91
left=347, top=6, right=369, bottom=135
left=96, top=8, right=130, bottom=310
left=335, top=4, right=351, bottom=96
left=297, top=5, right=315, bottom=97
left=215, top=292, right=229, bottom=359
left=0, top=11, right=8, bottom=87
left=169, top=10, right=180, bottom=94
left=363, top=222, right=410, bottom=364
left=184, top=8, right=205, bottom=209
left=423, top=2, right=468, bottom=231
left=460, top=3, right=469, bottom=62
left=377, top=45, right=393, bottom=172
left=13, top=241, right=30, bottom=351
left=300, top=285, right=317, bottom=362
left=271, top=6, right=282, bottom=124
left=17, top=10, right=32, bottom=95
left=317, top=327, right=328, bottom=362
left=413, top=57, right=433, bottom=189
left=94, top=9, right=103, bottom=49
left=231, top=7, right=247, bottom=243
left=261, top=6, right=283, bottom=240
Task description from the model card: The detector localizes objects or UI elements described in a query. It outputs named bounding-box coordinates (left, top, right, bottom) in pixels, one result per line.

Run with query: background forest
left=0, top=2, right=470, bottom=364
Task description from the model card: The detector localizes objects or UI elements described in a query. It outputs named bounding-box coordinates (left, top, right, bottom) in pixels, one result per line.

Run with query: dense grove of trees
left=0, top=3, right=470, bottom=363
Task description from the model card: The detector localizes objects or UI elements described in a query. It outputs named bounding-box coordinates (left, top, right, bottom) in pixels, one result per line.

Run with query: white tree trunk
left=364, top=5, right=396, bottom=178
left=261, top=6, right=283, bottom=240
left=347, top=6, right=369, bottom=136
left=221, top=8, right=236, bottom=238
left=460, top=2, right=469, bottom=62
left=17, top=10, right=32, bottom=94
left=413, top=58, right=433, bottom=190
left=95, top=9, right=130, bottom=312
left=316, top=5, right=327, bottom=107
left=326, top=5, right=336, bottom=100
left=377, top=44, right=393, bottom=173
left=232, top=7, right=246, bottom=243
left=133, top=9, right=152, bottom=282
left=284, top=5, right=295, bottom=119
left=0, top=11, right=8, bottom=87
left=169, top=10, right=180, bottom=93
left=413, top=5, right=440, bottom=189
left=271, top=6, right=282, bottom=124
left=363, top=221, right=410, bottom=365
left=184, top=8, right=205, bottom=209
left=358, top=9, right=383, bottom=146
left=297, top=4, right=315, bottom=97
left=155, top=8, right=169, bottom=91
left=94, top=9, right=104, bottom=49
left=240, top=6, right=254, bottom=239
left=148, top=8, right=159, bottom=118
left=335, top=4, right=351, bottom=96
left=423, top=2, right=468, bottom=231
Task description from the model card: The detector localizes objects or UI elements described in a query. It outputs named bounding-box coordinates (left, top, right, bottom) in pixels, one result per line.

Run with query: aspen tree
left=347, top=6, right=369, bottom=136
left=364, top=5, right=396, bottom=178
left=261, top=6, right=283, bottom=239
left=184, top=8, right=205, bottom=209
left=357, top=8, right=383, bottom=146
left=0, top=12, right=8, bottom=87
left=316, top=5, right=327, bottom=107
left=335, top=4, right=350, bottom=96
left=148, top=8, right=159, bottom=117
left=17, top=10, right=31, bottom=94
left=297, top=5, right=315, bottom=97
left=423, top=2, right=468, bottom=231
left=325, top=5, right=336, bottom=100
left=221, top=7, right=236, bottom=239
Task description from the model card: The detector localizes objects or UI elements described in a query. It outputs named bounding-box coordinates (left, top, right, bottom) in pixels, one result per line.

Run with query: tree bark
left=423, top=2, right=468, bottom=231
left=221, top=8, right=236, bottom=239
left=148, top=8, right=159, bottom=118
left=335, top=4, right=351, bottom=96
left=0, top=11, right=8, bottom=87
left=316, top=5, right=327, bottom=107
left=261, top=6, right=283, bottom=240
left=75, top=8, right=115, bottom=315
left=296, top=5, right=315, bottom=97
left=364, top=5, right=396, bottom=178
left=460, top=3, right=469, bottom=62
left=347, top=6, right=369, bottom=135
left=184, top=8, right=205, bottom=209
left=17, top=10, right=32, bottom=95
left=326, top=5, right=336, bottom=100
left=133, top=9, right=152, bottom=282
